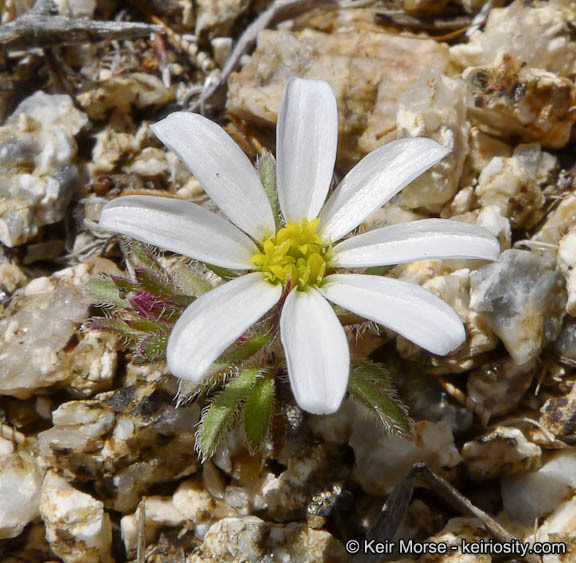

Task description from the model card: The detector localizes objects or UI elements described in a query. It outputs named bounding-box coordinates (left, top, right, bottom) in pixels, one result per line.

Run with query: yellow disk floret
left=251, top=218, right=330, bottom=289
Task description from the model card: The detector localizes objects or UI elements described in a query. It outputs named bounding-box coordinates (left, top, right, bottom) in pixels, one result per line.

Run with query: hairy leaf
left=258, top=151, right=280, bottom=227
left=127, top=318, right=168, bottom=333
left=204, top=263, right=241, bottom=280
left=173, top=267, right=213, bottom=297
left=243, top=374, right=275, bottom=450
left=127, top=240, right=165, bottom=276
left=218, top=333, right=271, bottom=364
left=138, top=334, right=168, bottom=360
left=111, top=276, right=140, bottom=295
left=85, top=317, right=133, bottom=334
left=349, top=359, right=412, bottom=436
left=134, top=268, right=176, bottom=299
left=198, top=369, right=262, bottom=459
left=364, top=265, right=394, bottom=276
left=85, top=278, right=129, bottom=308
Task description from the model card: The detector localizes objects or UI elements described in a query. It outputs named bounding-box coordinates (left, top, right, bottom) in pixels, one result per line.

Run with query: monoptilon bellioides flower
left=99, top=77, right=500, bottom=415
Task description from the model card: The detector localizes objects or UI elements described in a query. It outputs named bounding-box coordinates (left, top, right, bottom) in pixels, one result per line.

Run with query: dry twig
left=191, top=0, right=338, bottom=112
left=375, top=9, right=472, bottom=31
left=354, top=463, right=540, bottom=563
left=0, top=0, right=160, bottom=50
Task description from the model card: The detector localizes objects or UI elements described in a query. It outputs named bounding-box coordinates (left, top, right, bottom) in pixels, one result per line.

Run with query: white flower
left=99, top=77, right=499, bottom=415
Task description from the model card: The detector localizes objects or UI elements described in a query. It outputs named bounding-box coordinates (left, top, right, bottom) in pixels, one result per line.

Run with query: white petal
left=280, top=288, right=349, bottom=415
left=319, top=138, right=450, bottom=242
left=276, top=78, right=338, bottom=223
left=333, top=219, right=500, bottom=267
left=151, top=112, right=275, bottom=241
left=320, top=274, right=465, bottom=355
left=167, top=273, right=281, bottom=383
left=99, top=195, right=257, bottom=269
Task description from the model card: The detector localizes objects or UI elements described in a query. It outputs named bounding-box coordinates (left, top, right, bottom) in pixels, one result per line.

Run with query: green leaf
left=134, top=268, right=175, bottom=299
left=175, top=363, right=230, bottom=405
left=138, top=334, right=168, bottom=360
left=364, top=265, right=394, bottom=276
left=218, top=333, right=271, bottom=363
left=169, top=294, right=195, bottom=308
left=127, top=319, right=168, bottom=333
left=348, top=359, right=412, bottom=436
left=243, top=374, right=275, bottom=451
left=204, top=263, right=240, bottom=280
left=257, top=151, right=280, bottom=228
left=112, top=276, right=140, bottom=294
left=198, top=369, right=262, bottom=459
left=87, top=318, right=165, bottom=342
left=172, top=266, right=213, bottom=297
left=127, top=240, right=165, bottom=276
left=85, top=278, right=129, bottom=308
left=86, top=317, right=132, bottom=333
left=352, top=358, right=396, bottom=385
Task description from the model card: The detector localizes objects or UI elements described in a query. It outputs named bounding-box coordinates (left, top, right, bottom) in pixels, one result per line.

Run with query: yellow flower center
left=251, top=218, right=330, bottom=289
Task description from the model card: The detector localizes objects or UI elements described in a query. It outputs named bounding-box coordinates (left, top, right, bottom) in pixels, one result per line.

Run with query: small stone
left=393, top=366, right=474, bottom=434
left=464, top=54, right=576, bottom=149
left=7, top=91, right=88, bottom=137
left=557, top=229, right=576, bottom=273
left=121, top=496, right=188, bottom=556
left=202, top=459, right=226, bottom=500
left=398, top=268, right=499, bottom=373
left=173, top=479, right=230, bottom=536
left=91, top=127, right=134, bottom=174
left=119, top=514, right=139, bottom=557
left=201, top=516, right=268, bottom=561
left=0, top=92, right=88, bottom=247
left=197, top=516, right=347, bottom=562
left=228, top=28, right=450, bottom=167
left=195, top=0, right=250, bottom=35
left=55, top=0, right=96, bottom=17
left=462, top=126, right=513, bottom=182
left=404, top=0, right=448, bottom=16
left=258, top=444, right=349, bottom=521
left=0, top=263, right=28, bottom=295
left=557, top=228, right=576, bottom=317
left=124, top=147, right=170, bottom=176
left=225, top=485, right=256, bottom=516
left=451, top=0, right=576, bottom=77
left=539, top=385, right=576, bottom=442
left=40, top=471, right=113, bottom=563
left=311, top=405, right=461, bottom=496
left=0, top=259, right=119, bottom=398
left=533, top=193, right=576, bottom=248
left=474, top=150, right=545, bottom=229
left=66, top=330, right=117, bottom=398
left=393, top=70, right=469, bottom=212
left=553, top=319, right=576, bottom=363
left=467, top=357, right=538, bottom=417
left=0, top=437, right=14, bottom=457
left=525, top=495, right=576, bottom=560
left=0, top=452, right=42, bottom=539
left=211, top=37, right=234, bottom=68
left=470, top=249, right=567, bottom=364
left=360, top=202, right=427, bottom=232
left=38, top=383, right=200, bottom=513
left=476, top=205, right=512, bottom=251
left=422, top=517, right=491, bottom=562
left=462, top=427, right=541, bottom=481
left=502, top=450, right=576, bottom=526
left=77, top=73, right=174, bottom=121
left=121, top=477, right=231, bottom=556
